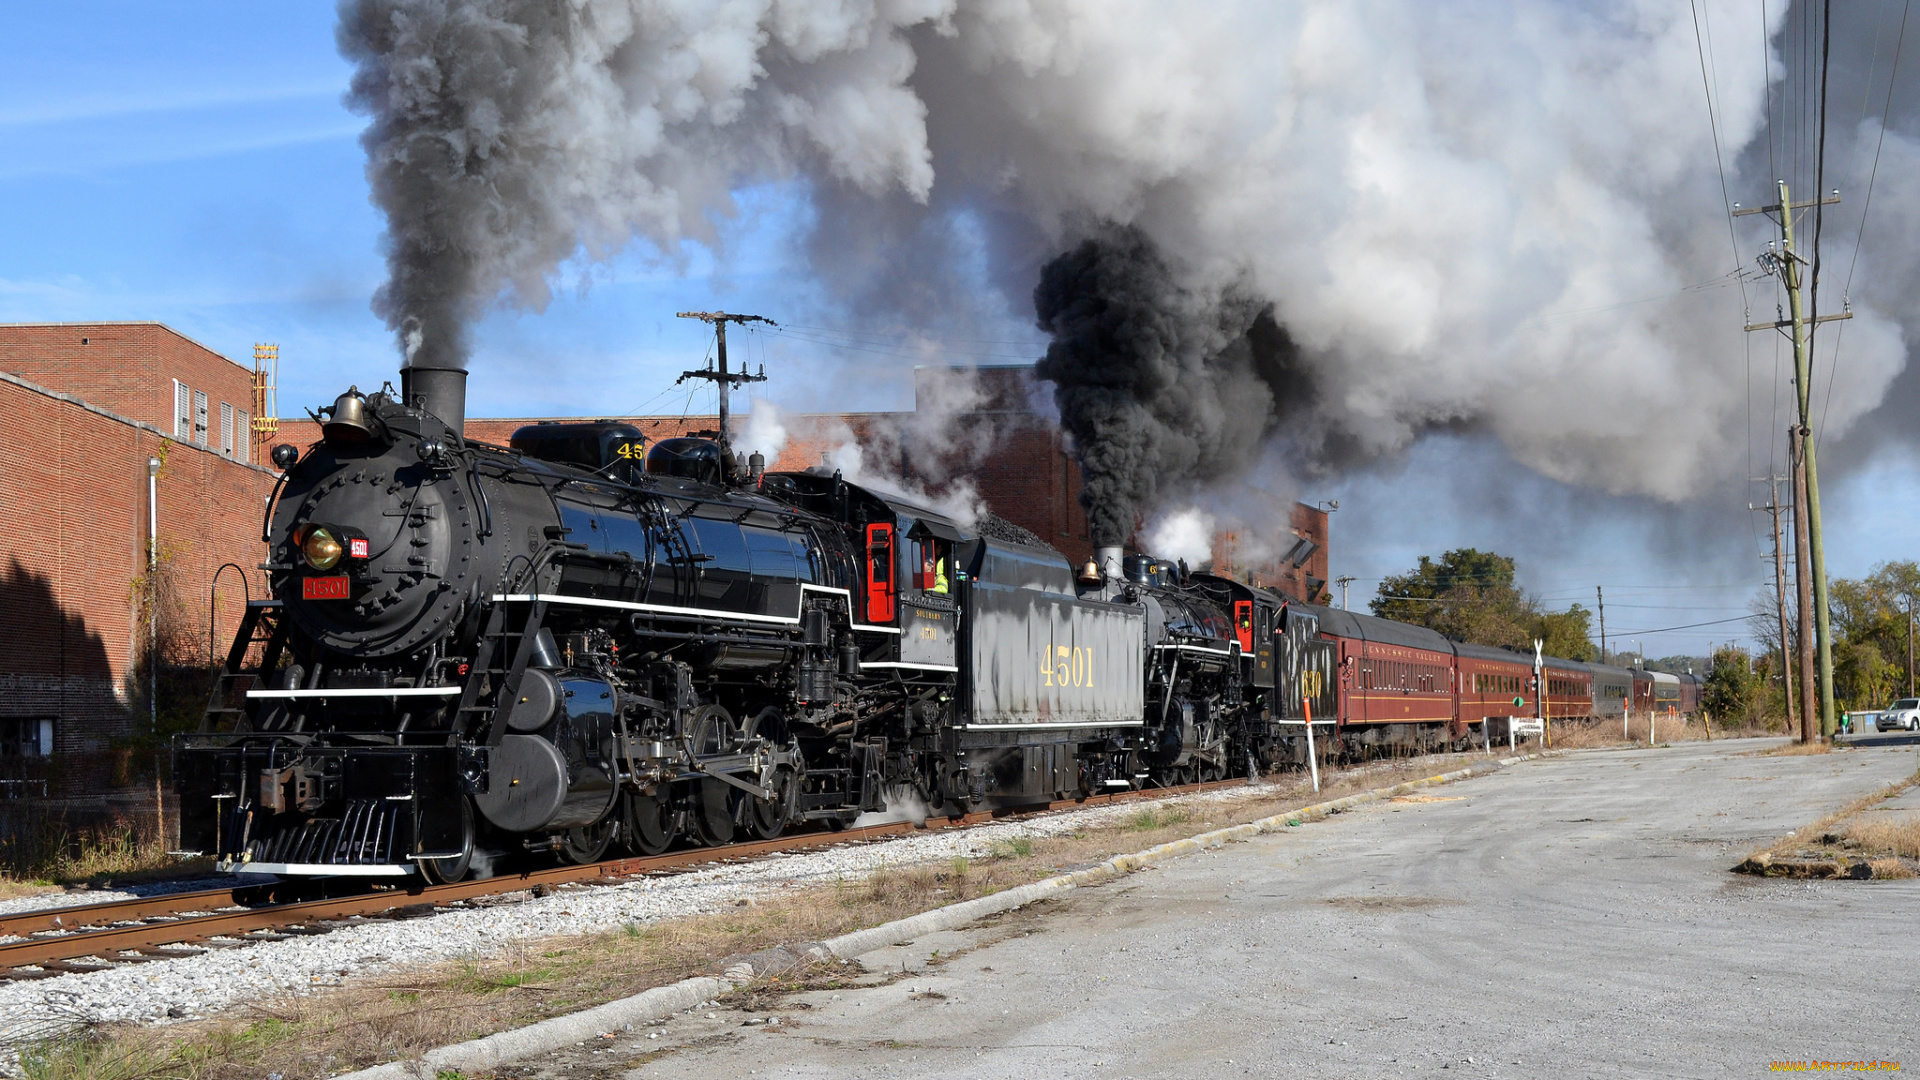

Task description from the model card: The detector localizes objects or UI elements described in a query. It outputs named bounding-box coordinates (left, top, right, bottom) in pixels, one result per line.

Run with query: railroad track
left=0, top=777, right=1249, bottom=981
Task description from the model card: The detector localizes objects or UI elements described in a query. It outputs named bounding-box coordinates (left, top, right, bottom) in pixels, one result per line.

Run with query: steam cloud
left=337, top=2, right=1919, bottom=534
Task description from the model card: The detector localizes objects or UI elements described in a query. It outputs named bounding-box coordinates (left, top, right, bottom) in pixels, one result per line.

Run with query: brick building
left=0, top=323, right=276, bottom=794
left=467, top=365, right=1331, bottom=601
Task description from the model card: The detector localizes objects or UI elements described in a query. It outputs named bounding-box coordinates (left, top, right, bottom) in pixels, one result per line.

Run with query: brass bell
left=323, top=388, right=379, bottom=444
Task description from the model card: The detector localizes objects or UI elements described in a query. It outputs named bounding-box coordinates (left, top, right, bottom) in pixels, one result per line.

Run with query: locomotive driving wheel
left=623, top=791, right=676, bottom=855
left=561, top=817, right=616, bottom=864
left=687, top=705, right=739, bottom=846
left=739, top=708, right=799, bottom=841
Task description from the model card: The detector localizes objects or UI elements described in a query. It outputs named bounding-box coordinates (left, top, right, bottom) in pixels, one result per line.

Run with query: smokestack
left=1097, top=546, right=1124, bottom=582
left=402, top=365, right=467, bottom=437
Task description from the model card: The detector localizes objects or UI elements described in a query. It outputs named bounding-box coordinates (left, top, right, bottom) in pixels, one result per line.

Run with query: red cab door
left=864, top=523, right=895, bottom=624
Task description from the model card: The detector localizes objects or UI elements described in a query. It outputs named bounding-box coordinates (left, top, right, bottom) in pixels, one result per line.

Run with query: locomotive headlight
left=303, top=526, right=344, bottom=571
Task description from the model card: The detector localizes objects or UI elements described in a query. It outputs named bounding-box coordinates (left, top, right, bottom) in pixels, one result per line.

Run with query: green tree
left=1534, top=605, right=1597, bottom=662
left=1372, top=549, right=1594, bottom=658
left=1828, top=561, right=1920, bottom=708
left=1701, top=645, right=1756, bottom=725
left=1833, top=639, right=1893, bottom=712
left=1372, top=549, right=1516, bottom=626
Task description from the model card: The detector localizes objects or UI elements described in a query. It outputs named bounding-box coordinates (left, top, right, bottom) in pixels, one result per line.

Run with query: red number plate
left=302, top=576, right=351, bottom=600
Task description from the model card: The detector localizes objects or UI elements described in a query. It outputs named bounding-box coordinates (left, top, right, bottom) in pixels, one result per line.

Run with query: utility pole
left=676, top=311, right=774, bottom=447
left=1908, top=592, right=1914, bottom=699
left=1335, top=575, right=1354, bottom=611
left=1738, top=181, right=1849, bottom=739
left=1752, top=476, right=1797, bottom=738
left=1789, top=435, right=1817, bottom=743
left=1596, top=586, right=1606, bottom=663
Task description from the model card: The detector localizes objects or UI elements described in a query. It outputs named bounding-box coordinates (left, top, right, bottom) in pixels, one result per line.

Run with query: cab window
left=910, top=537, right=952, bottom=595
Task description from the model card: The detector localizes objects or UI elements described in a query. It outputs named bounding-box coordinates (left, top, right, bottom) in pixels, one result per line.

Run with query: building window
left=174, top=380, right=192, bottom=439
left=0, top=717, right=53, bottom=757
left=193, top=390, right=209, bottom=445
left=236, top=409, right=251, bottom=464
left=221, top=402, right=234, bottom=455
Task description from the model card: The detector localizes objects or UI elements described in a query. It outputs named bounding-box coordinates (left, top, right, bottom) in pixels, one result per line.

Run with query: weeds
left=990, top=836, right=1035, bottom=859
left=1546, top=714, right=1777, bottom=751
left=1761, top=741, right=1834, bottom=757
left=1126, top=805, right=1192, bottom=832
left=1837, top=813, right=1920, bottom=861
left=1741, top=767, right=1920, bottom=874
left=0, top=807, right=200, bottom=890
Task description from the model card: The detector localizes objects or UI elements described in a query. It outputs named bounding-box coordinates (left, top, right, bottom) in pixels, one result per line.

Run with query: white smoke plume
left=738, top=400, right=789, bottom=462
left=1146, top=506, right=1215, bottom=568
left=816, top=421, right=986, bottom=526
left=338, top=1, right=1919, bottom=527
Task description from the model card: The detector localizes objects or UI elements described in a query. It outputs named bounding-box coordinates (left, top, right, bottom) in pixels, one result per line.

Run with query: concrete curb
left=341, top=751, right=1550, bottom=1079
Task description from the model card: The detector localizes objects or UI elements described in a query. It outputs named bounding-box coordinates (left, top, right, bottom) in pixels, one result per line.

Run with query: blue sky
left=4, top=2, right=1913, bottom=661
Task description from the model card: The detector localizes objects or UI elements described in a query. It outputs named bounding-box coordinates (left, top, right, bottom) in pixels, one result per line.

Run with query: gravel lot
left=514, top=738, right=1919, bottom=1080
left=0, top=777, right=1298, bottom=1053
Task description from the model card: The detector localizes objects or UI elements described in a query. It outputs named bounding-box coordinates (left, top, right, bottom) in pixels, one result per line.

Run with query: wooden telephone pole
left=1751, top=476, right=1797, bottom=739
left=1738, top=181, right=1849, bottom=739
left=676, top=311, right=774, bottom=447
left=1596, top=586, right=1606, bottom=663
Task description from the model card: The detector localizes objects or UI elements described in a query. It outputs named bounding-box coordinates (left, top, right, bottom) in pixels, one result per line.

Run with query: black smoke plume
left=338, top=1, right=615, bottom=370
left=1033, top=227, right=1308, bottom=545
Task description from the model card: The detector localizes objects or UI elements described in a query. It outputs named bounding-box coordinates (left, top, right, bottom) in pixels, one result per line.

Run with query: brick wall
left=0, top=368, right=275, bottom=791
left=1211, top=502, right=1332, bottom=604
left=0, top=323, right=259, bottom=463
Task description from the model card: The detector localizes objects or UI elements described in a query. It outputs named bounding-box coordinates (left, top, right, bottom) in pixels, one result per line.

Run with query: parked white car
left=1877, top=698, right=1920, bottom=732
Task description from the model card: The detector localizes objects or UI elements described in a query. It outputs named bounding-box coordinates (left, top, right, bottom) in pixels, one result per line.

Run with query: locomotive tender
left=173, top=362, right=1693, bottom=882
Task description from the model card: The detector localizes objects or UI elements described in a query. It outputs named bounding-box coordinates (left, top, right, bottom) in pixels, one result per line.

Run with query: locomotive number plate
left=302, top=576, right=351, bottom=600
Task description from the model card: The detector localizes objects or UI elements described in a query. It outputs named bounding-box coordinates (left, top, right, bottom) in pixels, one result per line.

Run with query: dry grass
left=1740, top=769, right=1920, bottom=877
left=1546, top=714, right=1777, bottom=751
left=15, top=753, right=1495, bottom=1080
left=1837, top=813, right=1920, bottom=861
left=1759, top=740, right=1835, bottom=757
left=0, top=810, right=203, bottom=891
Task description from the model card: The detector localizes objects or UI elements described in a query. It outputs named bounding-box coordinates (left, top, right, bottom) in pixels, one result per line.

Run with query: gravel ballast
left=0, top=777, right=1327, bottom=1049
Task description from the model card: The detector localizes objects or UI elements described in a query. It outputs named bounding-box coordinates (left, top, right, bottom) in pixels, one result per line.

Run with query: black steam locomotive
left=174, top=365, right=1333, bottom=881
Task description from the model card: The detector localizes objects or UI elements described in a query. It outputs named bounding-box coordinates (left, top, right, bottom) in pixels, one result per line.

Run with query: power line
left=1607, top=614, right=1758, bottom=636
left=1693, top=0, right=1764, bottom=564
left=1817, top=0, right=1910, bottom=441
left=1692, top=0, right=1743, bottom=275
left=1808, top=0, right=1832, bottom=397
left=775, top=322, right=1048, bottom=348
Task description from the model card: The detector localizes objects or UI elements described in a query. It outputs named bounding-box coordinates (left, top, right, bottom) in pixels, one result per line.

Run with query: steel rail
left=0, top=886, right=251, bottom=939
left=0, top=776, right=1245, bottom=980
